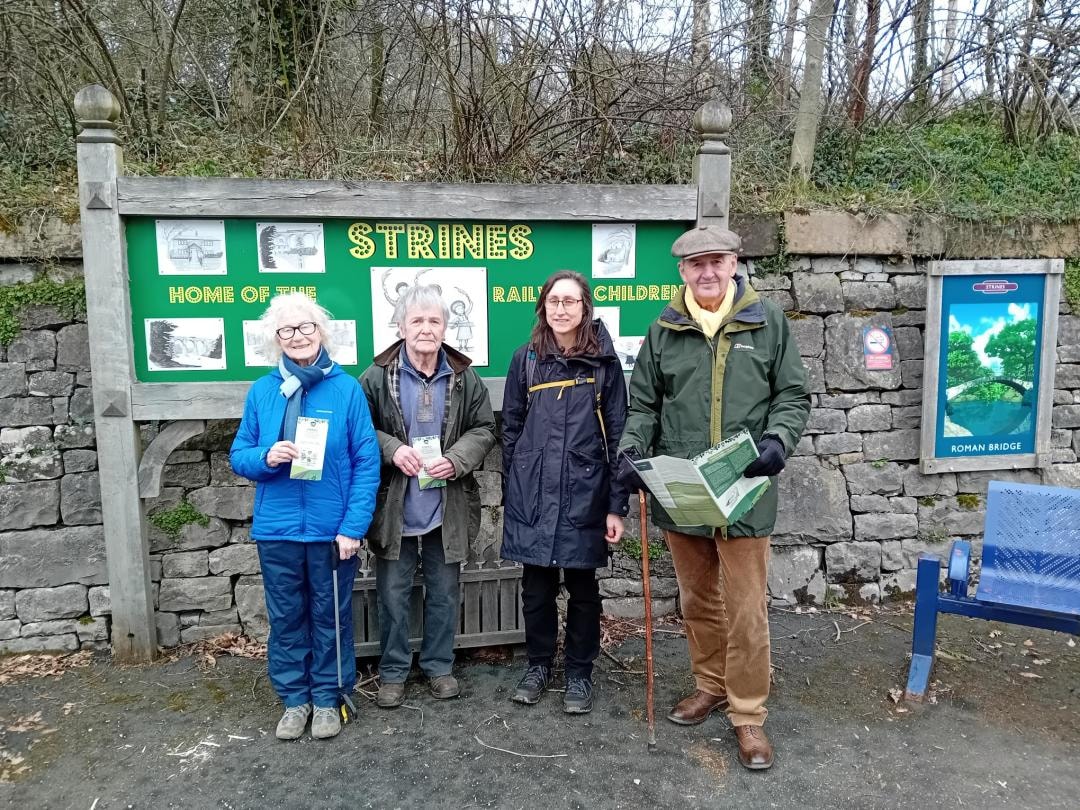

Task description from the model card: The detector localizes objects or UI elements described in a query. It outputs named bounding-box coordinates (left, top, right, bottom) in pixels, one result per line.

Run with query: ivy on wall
left=0, top=276, right=86, bottom=346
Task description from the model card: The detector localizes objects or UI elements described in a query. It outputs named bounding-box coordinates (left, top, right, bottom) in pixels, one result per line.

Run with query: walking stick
left=331, top=541, right=358, bottom=724
left=639, top=489, right=657, bottom=752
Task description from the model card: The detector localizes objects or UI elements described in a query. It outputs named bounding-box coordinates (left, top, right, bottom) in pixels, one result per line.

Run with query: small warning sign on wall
left=862, top=326, right=895, bottom=370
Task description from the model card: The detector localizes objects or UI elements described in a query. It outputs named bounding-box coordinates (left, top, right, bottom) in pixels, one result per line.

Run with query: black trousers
left=521, top=564, right=600, bottom=679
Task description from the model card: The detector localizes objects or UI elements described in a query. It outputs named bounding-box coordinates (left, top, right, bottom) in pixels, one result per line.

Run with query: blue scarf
left=278, top=346, right=334, bottom=442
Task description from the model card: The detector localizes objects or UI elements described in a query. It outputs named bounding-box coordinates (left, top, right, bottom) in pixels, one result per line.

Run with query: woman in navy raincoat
left=500, top=270, right=628, bottom=714
left=230, top=292, right=379, bottom=741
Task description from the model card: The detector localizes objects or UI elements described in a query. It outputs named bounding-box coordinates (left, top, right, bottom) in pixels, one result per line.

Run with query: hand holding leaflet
left=627, top=431, right=770, bottom=527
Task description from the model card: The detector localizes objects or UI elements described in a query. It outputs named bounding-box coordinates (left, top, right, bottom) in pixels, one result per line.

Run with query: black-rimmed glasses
left=276, top=321, right=317, bottom=340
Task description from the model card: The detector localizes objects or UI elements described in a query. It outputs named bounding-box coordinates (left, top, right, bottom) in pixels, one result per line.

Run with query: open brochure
left=630, top=430, right=770, bottom=527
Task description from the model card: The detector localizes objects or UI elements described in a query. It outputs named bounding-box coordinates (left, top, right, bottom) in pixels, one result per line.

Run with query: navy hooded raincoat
left=500, top=320, right=629, bottom=569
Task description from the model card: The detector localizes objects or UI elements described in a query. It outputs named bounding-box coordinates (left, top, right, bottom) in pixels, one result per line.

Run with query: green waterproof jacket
left=360, top=341, right=497, bottom=563
left=619, top=276, right=810, bottom=538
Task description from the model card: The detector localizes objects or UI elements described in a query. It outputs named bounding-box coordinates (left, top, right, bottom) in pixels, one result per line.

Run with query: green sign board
left=124, top=217, right=689, bottom=381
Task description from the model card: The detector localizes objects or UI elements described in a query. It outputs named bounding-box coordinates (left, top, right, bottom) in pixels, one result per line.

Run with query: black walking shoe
left=563, top=676, right=593, bottom=714
left=511, top=665, right=551, bottom=704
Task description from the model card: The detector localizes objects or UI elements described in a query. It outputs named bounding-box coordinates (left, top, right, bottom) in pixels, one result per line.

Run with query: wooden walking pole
left=639, top=488, right=657, bottom=751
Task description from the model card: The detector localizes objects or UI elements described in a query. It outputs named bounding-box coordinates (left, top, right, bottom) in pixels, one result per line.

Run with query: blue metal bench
left=905, top=480, right=1080, bottom=701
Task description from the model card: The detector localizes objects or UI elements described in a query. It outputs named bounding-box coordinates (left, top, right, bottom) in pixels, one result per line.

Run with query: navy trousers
left=257, top=540, right=358, bottom=708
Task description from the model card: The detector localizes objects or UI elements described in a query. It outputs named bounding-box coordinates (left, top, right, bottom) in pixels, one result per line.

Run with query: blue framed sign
left=920, top=259, right=1063, bottom=474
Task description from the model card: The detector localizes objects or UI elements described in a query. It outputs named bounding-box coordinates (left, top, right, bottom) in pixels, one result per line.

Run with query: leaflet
left=290, top=417, right=329, bottom=481
left=413, top=435, right=447, bottom=490
left=629, top=430, right=770, bottom=527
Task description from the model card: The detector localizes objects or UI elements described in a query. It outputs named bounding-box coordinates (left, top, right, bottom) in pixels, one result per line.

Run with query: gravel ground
left=1, top=607, right=1077, bottom=810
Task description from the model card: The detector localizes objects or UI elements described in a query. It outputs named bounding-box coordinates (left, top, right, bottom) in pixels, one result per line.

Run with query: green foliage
left=870, top=458, right=888, bottom=468
left=803, top=111, right=1080, bottom=221
left=0, top=276, right=87, bottom=346
left=955, top=381, right=1020, bottom=402
left=149, top=500, right=209, bottom=540
left=946, top=331, right=985, bottom=387
left=619, top=535, right=667, bottom=561
left=2, top=106, right=1078, bottom=230
left=956, top=494, right=980, bottom=510
left=985, top=319, right=1037, bottom=380
left=1064, top=260, right=1080, bottom=311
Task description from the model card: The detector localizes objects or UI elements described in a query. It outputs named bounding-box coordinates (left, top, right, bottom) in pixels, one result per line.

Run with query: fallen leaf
left=888, top=687, right=903, bottom=704
left=989, top=630, right=1002, bottom=639
left=1019, top=672, right=1042, bottom=679
left=1031, top=658, right=1050, bottom=666
left=1068, top=639, right=1076, bottom=648
left=1023, top=639, right=1034, bottom=647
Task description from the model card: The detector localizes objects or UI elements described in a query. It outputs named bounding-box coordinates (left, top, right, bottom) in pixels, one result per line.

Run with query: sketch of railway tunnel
left=943, top=376, right=1034, bottom=437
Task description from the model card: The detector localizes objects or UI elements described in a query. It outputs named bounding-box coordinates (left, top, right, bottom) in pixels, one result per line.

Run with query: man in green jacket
left=618, top=225, right=810, bottom=771
left=360, top=285, right=496, bottom=708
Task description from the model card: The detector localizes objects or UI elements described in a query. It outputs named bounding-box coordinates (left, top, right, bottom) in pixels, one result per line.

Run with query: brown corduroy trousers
left=664, top=530, right=771, bottom=727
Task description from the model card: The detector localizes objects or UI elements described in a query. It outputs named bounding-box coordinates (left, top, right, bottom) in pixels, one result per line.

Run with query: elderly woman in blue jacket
left=230, top=292, right=379, bottom=741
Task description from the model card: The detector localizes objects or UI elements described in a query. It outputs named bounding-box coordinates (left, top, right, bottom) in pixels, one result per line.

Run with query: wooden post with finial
left=692, top=100, right=733, bottom=229
left=75, top=84, right=157, bottom=662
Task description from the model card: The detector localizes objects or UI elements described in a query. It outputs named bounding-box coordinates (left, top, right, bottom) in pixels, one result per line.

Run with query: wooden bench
left=905, top=480, right=1080, bottom=701
left=350, top=562, right=525, bottom=657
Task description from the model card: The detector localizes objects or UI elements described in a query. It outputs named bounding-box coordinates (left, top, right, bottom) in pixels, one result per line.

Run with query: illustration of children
left=448, top=289, right=474, bottom=352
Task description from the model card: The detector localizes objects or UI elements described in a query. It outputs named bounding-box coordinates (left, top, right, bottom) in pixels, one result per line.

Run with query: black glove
left=616, top=448, right=648, bottom=493
left=743, top=435, right=787, bottom=478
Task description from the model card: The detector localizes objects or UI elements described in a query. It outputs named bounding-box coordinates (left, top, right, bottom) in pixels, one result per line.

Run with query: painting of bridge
left=943, top=301, right=1039, bottom=438
left=145, top=318, right=226, bottom=371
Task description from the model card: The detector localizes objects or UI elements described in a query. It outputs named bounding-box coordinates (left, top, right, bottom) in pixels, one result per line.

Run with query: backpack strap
left=524, top=351, right=608, bottom=459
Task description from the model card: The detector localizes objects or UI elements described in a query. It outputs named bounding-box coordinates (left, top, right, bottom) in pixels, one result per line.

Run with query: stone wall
left=2, top=218, right=1078, bottom=649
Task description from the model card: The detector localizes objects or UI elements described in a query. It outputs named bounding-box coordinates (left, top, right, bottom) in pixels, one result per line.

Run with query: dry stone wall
left=2, top=224, right=1078, bottom=648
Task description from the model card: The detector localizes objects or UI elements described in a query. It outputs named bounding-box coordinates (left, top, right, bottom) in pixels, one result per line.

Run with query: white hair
left=258, top=292, right=334, bottom=362
left=393, top=284, right=450, bottom=329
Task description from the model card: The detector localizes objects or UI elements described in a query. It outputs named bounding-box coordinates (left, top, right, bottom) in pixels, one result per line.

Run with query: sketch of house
left=155, top=220, right=228, bottom=274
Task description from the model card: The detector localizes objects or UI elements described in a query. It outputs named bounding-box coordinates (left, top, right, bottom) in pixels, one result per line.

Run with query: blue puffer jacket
left=230, top=364, right=380, bottom=542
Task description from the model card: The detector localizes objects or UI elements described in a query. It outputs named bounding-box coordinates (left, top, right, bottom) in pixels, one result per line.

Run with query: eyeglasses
left=544, top=297, right=583, bottom=311
left=276, top=321, right=317, bottom=340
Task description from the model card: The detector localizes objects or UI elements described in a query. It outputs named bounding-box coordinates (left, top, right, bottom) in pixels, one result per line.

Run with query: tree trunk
left=847, top=0, right=880, bottom=126
left=790, top=0, right=834, bottom=178
left=938, top=0, right=959, bottom=103
left=691, top=0, right=711, bottom=97
left=983, top=0, right=999, bottom=100
left=911, top=0, right=931, bottom=112
left=842, top=0, right=857, bottom=97
left=746, top=0, right=774, bottom=100
left=778, top=0, right=801, bottom=105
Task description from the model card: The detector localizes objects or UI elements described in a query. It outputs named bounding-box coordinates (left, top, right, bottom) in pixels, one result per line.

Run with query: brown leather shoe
left=734, top=725, right=774, bottom=770
left=666, top=689, right=729, bottom=725
left=429, top=674, right=460, bottom=699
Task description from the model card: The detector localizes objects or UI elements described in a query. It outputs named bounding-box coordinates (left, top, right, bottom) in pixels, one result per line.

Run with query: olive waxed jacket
left=619, top=276, right=810, bottom=538
left=360, top=341, right=496, bottom=563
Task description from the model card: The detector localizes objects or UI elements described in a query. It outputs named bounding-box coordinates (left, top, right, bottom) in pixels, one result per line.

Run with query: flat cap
left=671, top=225, right=742, bottom=259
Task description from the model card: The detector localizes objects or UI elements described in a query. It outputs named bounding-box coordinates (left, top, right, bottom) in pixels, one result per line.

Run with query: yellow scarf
left=684, top=282, right=735, bottom=339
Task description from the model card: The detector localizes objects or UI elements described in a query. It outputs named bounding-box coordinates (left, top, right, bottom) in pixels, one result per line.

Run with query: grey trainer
left=512, top=665, right=551, bottom=705
left=275, top=703, right=311, bottom=740
left=311, top=706, right=342, bottom=740
left=377, top=681, right=406, bottom=708
left=563, top=677, right=593, bottom=714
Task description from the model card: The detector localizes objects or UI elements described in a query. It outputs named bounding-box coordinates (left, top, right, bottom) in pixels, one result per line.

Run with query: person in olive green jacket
left=618, top=225, right=810, bottom=772
left=360, top=285, right=496, bottom=708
